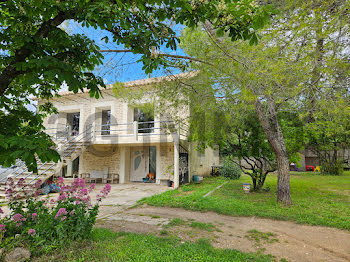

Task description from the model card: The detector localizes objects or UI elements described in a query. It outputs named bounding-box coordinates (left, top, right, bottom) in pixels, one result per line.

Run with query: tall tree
left=0, top=0, right=271, bottom=171
left=163, top=0, right=349, bottom=204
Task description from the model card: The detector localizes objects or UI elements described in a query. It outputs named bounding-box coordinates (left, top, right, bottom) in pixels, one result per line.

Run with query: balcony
left=92, top=120, right=183, bottom=145
left=46, top=120, right=188, bottom=146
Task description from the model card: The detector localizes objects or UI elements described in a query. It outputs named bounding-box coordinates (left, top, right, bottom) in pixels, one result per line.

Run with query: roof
left=35, top=71, right=196, bottom=100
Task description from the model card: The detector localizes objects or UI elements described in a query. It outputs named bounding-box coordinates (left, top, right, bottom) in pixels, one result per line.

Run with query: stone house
left=37, top=73, right=220, bottom=188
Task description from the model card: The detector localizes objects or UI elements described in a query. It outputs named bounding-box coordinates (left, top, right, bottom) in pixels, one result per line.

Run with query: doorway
left=130, top=147, right=149, bottom=182
left=130, top=146, right=157, bottom=182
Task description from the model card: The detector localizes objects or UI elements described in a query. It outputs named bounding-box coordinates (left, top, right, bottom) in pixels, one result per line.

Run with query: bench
left=80, top=172, right=119, bottom=184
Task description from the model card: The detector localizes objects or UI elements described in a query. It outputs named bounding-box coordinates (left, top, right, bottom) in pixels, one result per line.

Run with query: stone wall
left=40, top=89, right=126, bottom=136
left=79, top=144, right=174, bottom=183
left=189, top=143, right=220, bottom=178
left=79, top=145, right=121, bottom=175
left=159, top=143, right=174, bottom=181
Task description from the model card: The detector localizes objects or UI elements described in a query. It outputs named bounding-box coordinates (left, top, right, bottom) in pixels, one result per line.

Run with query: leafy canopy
left=0, top=0, right=272, bottom=171
left=176, top=0, right=349, bottom=166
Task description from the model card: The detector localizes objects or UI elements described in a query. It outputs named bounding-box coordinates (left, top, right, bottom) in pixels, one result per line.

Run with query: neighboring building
left=297, top=149, right=350, bottom=171
left=33, top=73, right=219, bottom=188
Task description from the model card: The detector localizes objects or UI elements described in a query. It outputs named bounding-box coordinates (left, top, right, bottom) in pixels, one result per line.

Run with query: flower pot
left=242, top=183, right=251, bottom=193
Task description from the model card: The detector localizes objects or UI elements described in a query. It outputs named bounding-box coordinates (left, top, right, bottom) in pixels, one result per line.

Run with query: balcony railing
left=44, top=120, right=188, bottom=144
left=45, top=125, right=69, bottom=141
left=94, top=120, right=177, bottom=138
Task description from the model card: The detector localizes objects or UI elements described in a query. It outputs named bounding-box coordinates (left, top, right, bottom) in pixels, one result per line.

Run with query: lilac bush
left=0, top=177, right=111, bottom=253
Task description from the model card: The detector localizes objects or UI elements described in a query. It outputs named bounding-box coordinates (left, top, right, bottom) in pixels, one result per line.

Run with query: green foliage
left=0, top=178, right=111, bottom=256
left=221, top=158, right=241, bottom=180
left=0, top=108, right=60, bottom=172
left=35, top=228, right=274, bottom=262
left=222, top=105, right=274, bottom=161
left=171, top=1, right=349, bottom=201
left=143, top=174, right=350, bottom=230
left=304, top=101, right=350, bottom=176
left=218, top=104, right=276, bottom=190
left=278, top=111, right=305, bottom=165
left=0, top=0, right=272, bottom=169
left=189, top=221, right=216, bottom=232
left=163, top=218, right=186, bottom=229
left=245, top=229, right=278, bottom=244
left=321, top=160, right=344, bottom=176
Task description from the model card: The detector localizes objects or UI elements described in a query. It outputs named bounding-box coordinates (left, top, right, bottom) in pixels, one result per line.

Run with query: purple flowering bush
left=0, top=177, right=111, bottom=254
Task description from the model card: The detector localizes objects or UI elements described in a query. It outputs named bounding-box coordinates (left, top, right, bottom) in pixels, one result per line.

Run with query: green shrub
left=221, top=159, right=241, bottom=180
left=321, top=160, right=344, bottom=175
left=0, top=177, right=111, bottom=256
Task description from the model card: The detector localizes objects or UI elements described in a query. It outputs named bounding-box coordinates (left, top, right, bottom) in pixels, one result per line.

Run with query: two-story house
left=35, top=73, right=219, bottom=189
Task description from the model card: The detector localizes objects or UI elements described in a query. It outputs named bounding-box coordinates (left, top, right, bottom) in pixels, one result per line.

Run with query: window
left=101, top=110, right=111, bottom=135
left=134, top=107, right=154, bottom=133
left=149, top=146, right=157, bottom=176
left=67, top=112, right=80, bottom=136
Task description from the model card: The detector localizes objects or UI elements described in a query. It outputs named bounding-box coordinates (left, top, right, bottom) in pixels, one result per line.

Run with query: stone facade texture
left=38, top=74, right=219, bottom=185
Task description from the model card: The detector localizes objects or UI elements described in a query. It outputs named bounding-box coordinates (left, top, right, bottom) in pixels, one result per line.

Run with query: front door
left=130, top=147, right=149, bottom=182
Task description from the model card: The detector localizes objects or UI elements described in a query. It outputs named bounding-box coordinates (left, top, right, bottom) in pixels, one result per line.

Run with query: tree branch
left=230, top=157, right=250, bottom=176
left=242, top=156, right=255, bottom=171
left=99, top=50, right=213, bottom=65
left=0, top=10, right=74, bottom=96
left=202, top=22, right=248, bottom=68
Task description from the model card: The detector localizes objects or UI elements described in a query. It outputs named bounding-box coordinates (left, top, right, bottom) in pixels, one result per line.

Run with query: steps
left=0, top=127, right=92, bottom=202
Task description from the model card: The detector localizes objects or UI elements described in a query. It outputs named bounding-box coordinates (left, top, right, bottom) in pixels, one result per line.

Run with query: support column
left=119, top=147, right=126, bottom=184
left=66, top=160, right=73, bottom=178
left=133, top=121, right=138, bottom=141
left=154, top=109, right=161, bottom=135
left=78, top=152, right=84, bottom=177
left=174, top=139, right=180, bottom=189
left=156, top=144, right=161, bottom=184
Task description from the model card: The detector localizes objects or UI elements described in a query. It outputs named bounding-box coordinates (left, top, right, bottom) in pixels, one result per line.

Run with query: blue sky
left=26, top=22, right=187, bottom=110
left=68, top=21, right=186, bottom=84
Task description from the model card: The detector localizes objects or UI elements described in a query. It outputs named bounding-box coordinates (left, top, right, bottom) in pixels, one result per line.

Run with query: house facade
left=38, top=74, right=220, bottom=188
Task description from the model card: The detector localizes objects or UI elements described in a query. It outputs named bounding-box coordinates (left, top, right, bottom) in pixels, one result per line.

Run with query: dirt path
left=97, top=205, right=350, bottom=262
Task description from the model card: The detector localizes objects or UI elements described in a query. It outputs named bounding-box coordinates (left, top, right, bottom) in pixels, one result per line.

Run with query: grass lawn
left=35, top=228, right=274, bottom=262
left=141, top=172, right=350, bottom=231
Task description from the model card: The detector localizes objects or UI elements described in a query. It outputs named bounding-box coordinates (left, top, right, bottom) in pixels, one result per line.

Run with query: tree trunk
left=307, top=8, right=324, bottom=123
left=257, top=172, right=266, bottom=190
left=275, top=151, right=292, bottom=204
left=254, top=98, right=292, bottom=205
left=253, top=178, right=257, bottom=191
